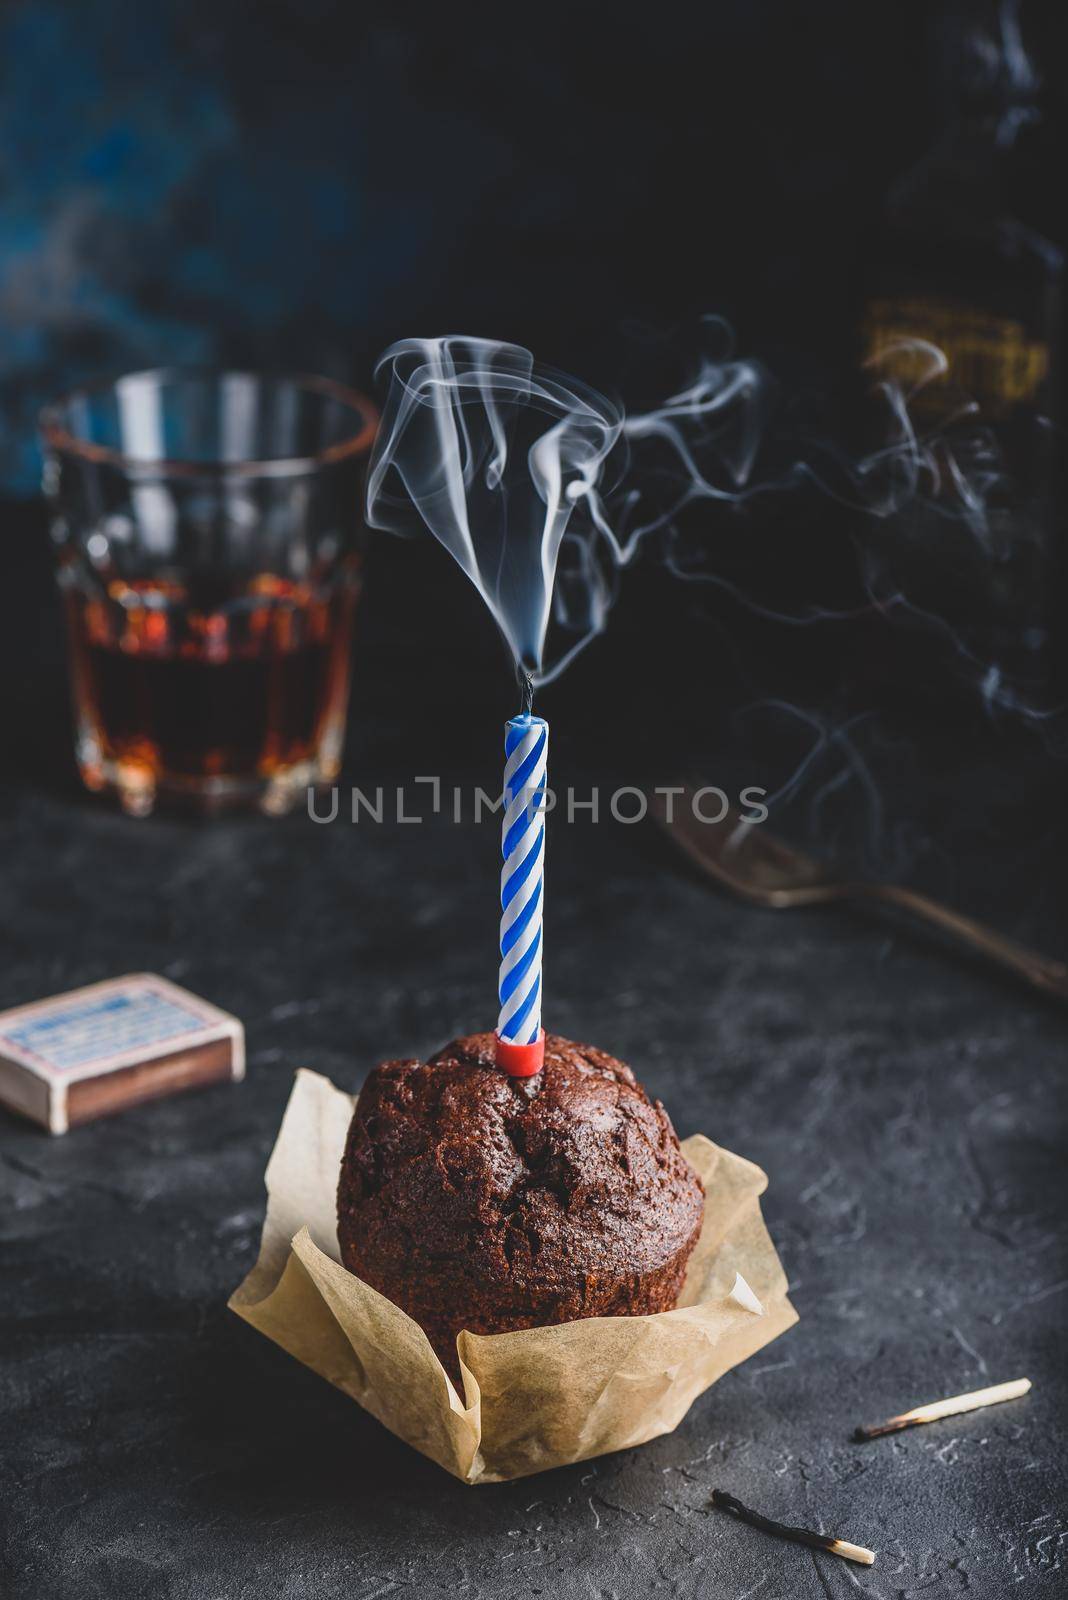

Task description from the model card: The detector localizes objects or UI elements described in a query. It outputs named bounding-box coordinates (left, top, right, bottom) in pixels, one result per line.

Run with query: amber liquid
left=64, top=566, right=358, bottom=808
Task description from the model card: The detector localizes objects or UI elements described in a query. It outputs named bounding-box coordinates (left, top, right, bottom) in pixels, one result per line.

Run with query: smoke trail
left=623, top=322, right=1062, bottom=729
left=367, top=319, right=1060, bottom=758
left=613, top=315, right=775, bottom=546
left=366, top=336, right=623, bottom=685
left=366, top=324, right=780, bottom=688
left=621, top=330, right=997, bottom=540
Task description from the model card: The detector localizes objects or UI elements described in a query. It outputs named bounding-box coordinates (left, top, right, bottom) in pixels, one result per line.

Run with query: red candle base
left=494, top=1029, right=545, bottom=1077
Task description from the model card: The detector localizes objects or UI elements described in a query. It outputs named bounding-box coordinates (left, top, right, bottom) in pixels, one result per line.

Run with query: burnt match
left=854, top=1377, right=1032, bottom=1441
left=710, top=1489, right=875, bottom=1567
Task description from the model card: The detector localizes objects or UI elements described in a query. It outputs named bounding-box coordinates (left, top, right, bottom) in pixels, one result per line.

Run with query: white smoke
left=614, top=315, right=773, bottom=547
left=366, top=335, right=623, bottom=684
left=620, top=330, right=998, bottom=539
left=367, top=322, right=1059, bottom=738
left=642, top=335, right=1040, bottom=634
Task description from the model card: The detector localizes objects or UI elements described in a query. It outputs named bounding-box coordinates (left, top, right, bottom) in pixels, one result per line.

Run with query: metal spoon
left=649, top=785, right=1068, bottom=1003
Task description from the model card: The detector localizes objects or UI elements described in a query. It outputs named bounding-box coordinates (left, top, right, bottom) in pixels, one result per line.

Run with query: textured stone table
left=2, top=507, right=1066, bottom=1598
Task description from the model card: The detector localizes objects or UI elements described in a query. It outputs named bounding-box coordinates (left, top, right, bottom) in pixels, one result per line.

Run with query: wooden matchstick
left=711, top=1489, right=875, bottom=1567
left=854, top=1377, right=1032, bottom=1441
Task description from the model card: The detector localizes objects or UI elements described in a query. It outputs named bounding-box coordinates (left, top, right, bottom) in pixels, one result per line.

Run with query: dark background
left=0, top=0, right=967, bottom=485
left=0, top=0, right=1065, bottom=471
left=2, top=4, right=1067, bottom=1598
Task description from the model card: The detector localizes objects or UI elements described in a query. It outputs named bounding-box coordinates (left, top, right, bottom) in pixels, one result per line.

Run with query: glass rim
left=39, top=366, right=379, bottom=479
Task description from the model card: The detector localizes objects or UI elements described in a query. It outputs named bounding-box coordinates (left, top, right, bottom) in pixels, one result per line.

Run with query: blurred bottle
left=861, top=0, right=1062, bottom=694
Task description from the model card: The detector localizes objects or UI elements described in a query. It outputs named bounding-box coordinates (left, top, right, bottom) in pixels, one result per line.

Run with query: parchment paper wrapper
left=229, top=1069, right=797, bottom=1483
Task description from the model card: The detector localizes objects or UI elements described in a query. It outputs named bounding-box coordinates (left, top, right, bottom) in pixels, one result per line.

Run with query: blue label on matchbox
left=4, top=988, right=206, bottom=1073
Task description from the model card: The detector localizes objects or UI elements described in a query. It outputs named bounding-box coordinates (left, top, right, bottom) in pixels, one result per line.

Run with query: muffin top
left=337, top=1032, right=704, bottom=1291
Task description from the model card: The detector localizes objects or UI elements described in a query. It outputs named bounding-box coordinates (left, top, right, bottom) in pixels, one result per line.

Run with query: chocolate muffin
left=336, top=1032, right=704, bottom=1377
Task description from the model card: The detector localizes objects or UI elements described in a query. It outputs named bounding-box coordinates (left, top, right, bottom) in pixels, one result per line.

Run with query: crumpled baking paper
left=229, top=1069, right=797, bottom=1484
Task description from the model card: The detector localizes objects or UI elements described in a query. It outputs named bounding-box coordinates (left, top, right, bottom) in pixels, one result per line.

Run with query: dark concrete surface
left=1, top=509, right=1066, bottom=1599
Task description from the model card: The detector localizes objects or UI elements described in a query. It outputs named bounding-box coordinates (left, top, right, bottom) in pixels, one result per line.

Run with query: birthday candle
left=496, top=714, right=548, bottom=1069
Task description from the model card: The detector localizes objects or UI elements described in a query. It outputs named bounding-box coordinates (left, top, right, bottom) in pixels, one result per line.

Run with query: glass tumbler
left=40, top=370, right=377, bottom=816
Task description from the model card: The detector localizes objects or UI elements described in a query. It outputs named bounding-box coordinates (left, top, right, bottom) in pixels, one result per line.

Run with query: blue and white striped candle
left=496, top=714, right=548, bottom=1064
